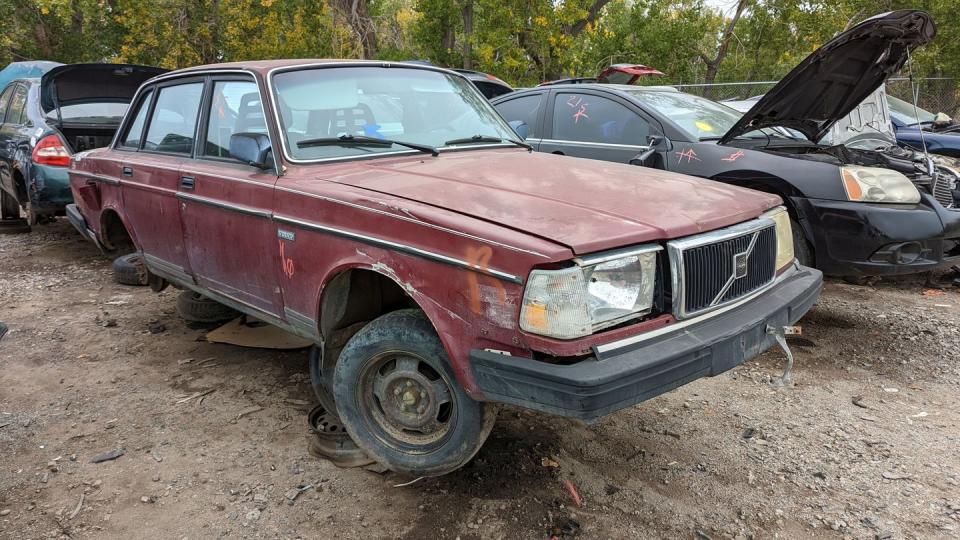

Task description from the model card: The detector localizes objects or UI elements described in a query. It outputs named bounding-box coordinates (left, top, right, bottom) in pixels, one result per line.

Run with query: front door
left=540, top=91, right=655, bottom=164
left=178, top=77, right=283, bottom=317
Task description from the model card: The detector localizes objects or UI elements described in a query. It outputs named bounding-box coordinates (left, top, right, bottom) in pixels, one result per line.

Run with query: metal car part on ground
left=493, top=10, right=960, bottom=279
left=0, top=63, right=166, bottom=229
left=67, top=58, right=822, bottom=477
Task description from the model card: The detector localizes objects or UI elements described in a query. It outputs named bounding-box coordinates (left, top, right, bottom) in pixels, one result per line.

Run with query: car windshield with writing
left=272, top=66, right=518, bottom=161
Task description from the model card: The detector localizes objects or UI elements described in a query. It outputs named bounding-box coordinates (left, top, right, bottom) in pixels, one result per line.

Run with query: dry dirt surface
left=2, top=220, right=959, bottom=540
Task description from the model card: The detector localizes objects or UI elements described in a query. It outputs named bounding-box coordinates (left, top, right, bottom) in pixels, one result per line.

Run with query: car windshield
left=624, top=89, right=745, bottom=140
left=272, top=66, right=518, bottom=161
left=887, top=95, right=937, bottom=126
left=47, top=102, right=129, bottom=124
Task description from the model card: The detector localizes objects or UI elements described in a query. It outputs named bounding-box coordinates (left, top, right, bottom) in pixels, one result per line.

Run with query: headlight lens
left=761, top=206, right=795, bottom=271
left=520, top=248, right=659, bottom=339
left=841, top=165, right=920, bottom=204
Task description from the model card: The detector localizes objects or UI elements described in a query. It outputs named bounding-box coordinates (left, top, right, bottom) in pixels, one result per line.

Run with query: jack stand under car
left=767, top=325, right=802, bottom=386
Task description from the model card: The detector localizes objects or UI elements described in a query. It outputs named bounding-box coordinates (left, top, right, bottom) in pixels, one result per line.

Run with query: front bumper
left=793, top=194, right=960, bottom=277
left=470, top=265, right=823, bottom=421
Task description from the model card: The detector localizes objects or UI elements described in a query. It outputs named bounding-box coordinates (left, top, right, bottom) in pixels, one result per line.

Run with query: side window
left=144, top=82, right=204, bottom=154
left=552, top=93, right=650, bottom=145
left=0, top=85, right=14, bottom=119
left=4, top=84, right=27, bottom=125
left=203, top=80, right=265, bottom=158
left=120, top=89, right=153, bottom=148
left=494, top=94, right=543, bottom=138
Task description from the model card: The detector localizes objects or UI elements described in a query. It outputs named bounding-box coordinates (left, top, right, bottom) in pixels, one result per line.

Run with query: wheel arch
left=98, top=207, right=138, bottom=253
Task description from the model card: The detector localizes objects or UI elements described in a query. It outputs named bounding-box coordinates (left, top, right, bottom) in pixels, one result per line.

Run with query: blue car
left=888, top=94, right=960, bottom=158
left=0, top=63, right=164, bottom=229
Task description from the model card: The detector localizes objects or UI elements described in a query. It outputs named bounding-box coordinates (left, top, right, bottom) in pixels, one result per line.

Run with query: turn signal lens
left=32, top=135, right=71, bottom=167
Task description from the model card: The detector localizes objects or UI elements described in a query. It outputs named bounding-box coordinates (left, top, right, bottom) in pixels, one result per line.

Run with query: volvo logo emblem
left=734, top=252, right=749, bottom=279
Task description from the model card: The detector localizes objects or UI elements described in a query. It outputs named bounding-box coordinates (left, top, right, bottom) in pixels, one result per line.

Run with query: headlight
left=761, top=206, right=795, bottom=271
left=841, top=165, right=920, bottom=204
left=519, top=247, right=660, bottom=339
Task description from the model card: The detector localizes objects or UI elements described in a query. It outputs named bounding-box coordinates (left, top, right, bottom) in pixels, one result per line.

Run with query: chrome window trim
left=265, top=62, right=516, bottom=165
left=70, top=171, right=120, bottom=186
left=668, top=217, right=777, bottom=320
left=538, top=138, right=650, bottom=151
left=595, top=263, right=799, bottom=355
left=274, top=214, right=523, bottom=284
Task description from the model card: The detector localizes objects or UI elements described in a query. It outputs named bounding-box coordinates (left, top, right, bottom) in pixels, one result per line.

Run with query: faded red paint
left=67, top=60, right=782, bottom=399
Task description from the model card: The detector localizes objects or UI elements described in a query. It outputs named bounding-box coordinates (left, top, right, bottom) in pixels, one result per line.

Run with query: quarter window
left=494, top=94, right=543, bottom=138
left=204, top=80, right=265, bottom=158
left=144, top=82, right=204, bottom=154
left=552, top=93, right=650, bottom=145
left=5, top=84, right=27, bottom=125
left=120, top=89, right=153, bottom=148
left=0, top=85, right=14, bottom=117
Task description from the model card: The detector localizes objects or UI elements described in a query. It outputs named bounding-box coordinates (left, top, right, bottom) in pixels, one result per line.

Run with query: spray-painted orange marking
left=279, top=241, right=295, bottom=278
left=465, top=245, right=507, bottom=315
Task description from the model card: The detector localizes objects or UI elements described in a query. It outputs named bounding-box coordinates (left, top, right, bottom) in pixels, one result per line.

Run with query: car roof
left=168, top=59, right=466, bottom=77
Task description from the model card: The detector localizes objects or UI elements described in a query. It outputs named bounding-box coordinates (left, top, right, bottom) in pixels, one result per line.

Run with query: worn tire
left=333, top=309, right=496, bottom=477
left=112, top=253, right=149, bottom=286
left=175, top=291, right=240, bottom=323
left=791, top=218, right=814, bottom=268
left=308, top=345, right=339, bottom=414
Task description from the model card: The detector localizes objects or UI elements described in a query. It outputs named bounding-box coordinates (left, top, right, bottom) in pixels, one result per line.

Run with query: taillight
left=32, top=135, right=71, bottom=167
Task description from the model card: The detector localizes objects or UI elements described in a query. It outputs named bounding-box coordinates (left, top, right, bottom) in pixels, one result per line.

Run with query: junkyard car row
left=0, top=9, right=954, bottom=478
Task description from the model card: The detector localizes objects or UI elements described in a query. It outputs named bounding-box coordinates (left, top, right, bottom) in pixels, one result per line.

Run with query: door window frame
left=137, top=76, right=208, bottom=158
left=543, top=88, right=664, bottom=149
left=116, top=88, right=155, bottom=150
left=4, top=83, right=28, bottom=126
left=493, top=91, right=547, bottom=140
left=195, top=74, right=270, bottom=167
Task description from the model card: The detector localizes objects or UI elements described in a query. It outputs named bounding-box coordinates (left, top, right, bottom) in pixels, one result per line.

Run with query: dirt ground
left=1, top=220, right=959, bottom=540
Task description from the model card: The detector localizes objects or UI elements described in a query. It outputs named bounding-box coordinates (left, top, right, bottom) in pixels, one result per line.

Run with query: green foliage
left=0, top=0, right=957, bottom=88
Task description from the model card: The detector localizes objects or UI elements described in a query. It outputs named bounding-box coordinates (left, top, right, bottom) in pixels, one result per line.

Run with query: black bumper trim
left=65, top=204, right=106, bottom=253
left=471, top=266, right=823, bottom=421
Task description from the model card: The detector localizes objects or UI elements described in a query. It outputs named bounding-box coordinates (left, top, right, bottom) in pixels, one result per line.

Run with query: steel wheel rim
left=356, top=350, right=457, bottom=453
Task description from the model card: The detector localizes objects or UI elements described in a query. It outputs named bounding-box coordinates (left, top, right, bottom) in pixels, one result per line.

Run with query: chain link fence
left=670, top=78, right=959, bottom=117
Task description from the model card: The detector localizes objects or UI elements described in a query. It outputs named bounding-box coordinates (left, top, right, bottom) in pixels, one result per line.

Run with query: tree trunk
left=462, top=0, right=474, bottom=69
left=701, top=0, right=750, bottom=97
left=562, top=0, right=613, bottom=37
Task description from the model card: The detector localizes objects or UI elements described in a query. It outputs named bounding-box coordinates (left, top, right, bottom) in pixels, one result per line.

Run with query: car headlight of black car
left=841, top=165, right=921, bottom=204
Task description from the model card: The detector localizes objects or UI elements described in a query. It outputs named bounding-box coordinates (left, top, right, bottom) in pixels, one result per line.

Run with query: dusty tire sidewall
left=332, top=309, right=492, bottom=477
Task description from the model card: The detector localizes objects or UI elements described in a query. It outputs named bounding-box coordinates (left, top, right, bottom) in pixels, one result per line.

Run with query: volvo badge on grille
left=734, top=252, right=749, bottom=278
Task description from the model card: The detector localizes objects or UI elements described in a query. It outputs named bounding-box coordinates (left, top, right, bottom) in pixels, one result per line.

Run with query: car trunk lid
left=40, top=63, right=167, bottom=126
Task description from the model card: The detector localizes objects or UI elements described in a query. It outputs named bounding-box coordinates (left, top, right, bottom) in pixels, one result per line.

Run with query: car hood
left=40, top=63, right=167, bottom=113
left=719, top=10, right=936, bottom=144
left=328, top=150, right=781, bottom=255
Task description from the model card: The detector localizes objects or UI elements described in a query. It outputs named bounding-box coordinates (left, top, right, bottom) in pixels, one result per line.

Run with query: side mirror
left=629, top=135, right=666, bottom=167
left=508, top=120, right=529, bottom=140
left=229, top=132, right=272, bottom=169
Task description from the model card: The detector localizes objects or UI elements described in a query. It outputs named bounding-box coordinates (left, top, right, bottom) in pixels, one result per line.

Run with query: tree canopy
left=0, top=0, right=957, bottom=87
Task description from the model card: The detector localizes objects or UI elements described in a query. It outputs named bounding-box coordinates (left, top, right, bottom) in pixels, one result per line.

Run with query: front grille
left=668, top=221, right=777, bottom=318
left=933, top=168, right=957, bottom=209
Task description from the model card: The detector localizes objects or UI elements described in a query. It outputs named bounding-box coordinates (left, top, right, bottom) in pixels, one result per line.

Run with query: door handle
left=121, top=166, right=133, bottom=177
left=180, top=176, right=195, bottom=190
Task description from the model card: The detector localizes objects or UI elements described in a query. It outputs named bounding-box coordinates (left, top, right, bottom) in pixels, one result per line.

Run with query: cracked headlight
left=520, top=247, right=660, bottom=340
left=841, top=165, right=920, bottom=204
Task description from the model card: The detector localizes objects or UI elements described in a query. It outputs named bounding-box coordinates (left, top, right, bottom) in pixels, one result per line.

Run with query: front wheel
left=332, top=309, right=496, bottom=477
left=791, top=218, right=814, bottom=268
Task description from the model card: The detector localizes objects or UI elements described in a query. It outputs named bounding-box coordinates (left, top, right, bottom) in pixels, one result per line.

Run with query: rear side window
left=204, top=80, right=265, bottom=158
left=144, top=82, right=203, bottom=154
left=120, top=89, right=153, bottom=148
left=0, top=85, right=15, bottom=119
left=552, top=93, right=650, bottom=145
left=4, top=84, right=27, bottom=125
left=494, top=94, right=543, bottom=138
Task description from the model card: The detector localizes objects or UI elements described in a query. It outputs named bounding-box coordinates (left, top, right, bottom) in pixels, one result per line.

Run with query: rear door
left=118, top=78, right=204, bottom=280
left=0, top=83, right=20, bottom=201
left=178, top=75, right=284, bottom=317
left=540, top=90, right=658, bottom=163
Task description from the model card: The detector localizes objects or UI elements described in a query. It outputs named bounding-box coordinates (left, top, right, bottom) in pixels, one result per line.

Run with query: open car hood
left=40, top=63, right=167, bottom=113
left=719, top=10, right=936, bottom=144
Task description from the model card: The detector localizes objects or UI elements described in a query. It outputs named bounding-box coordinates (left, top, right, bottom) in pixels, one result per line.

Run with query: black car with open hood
left=493, top=10, right=960, bottom=278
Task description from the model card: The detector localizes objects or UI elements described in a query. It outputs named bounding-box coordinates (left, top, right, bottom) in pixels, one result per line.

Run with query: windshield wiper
left=297, top=134, right=438, bottom=156
left=444, top=134, right=532, bottom=151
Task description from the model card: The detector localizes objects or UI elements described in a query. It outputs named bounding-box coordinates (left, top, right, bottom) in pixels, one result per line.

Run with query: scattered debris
left=68, top=493, right=84, bottom=519
left=541, top=457, right=560, bottom=468
left=0, top=322, right=8, bottom=342
left=742, top=427, right=756, bottom=439
left=175, top=388, right=216, bottom=404
left=882, top=471, right=911, bottom=481
left=234, top=406, right=264, bottom=421
left=284, top=484, right=313, bottom=504
left=922, top=289, right=946, bottom=297
left=852, top=395, right=870, bottom=409
left=90, top=449, right=125, bottom=464
left=393, top=476, right=426, bottom=488
left=562, top=479, right=583, bottom=508
left=147, top=321, right=166, bottom=334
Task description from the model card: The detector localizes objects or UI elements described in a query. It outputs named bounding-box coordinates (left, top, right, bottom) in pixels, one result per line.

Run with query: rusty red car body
left=66, top=60, right=822, bottom=476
